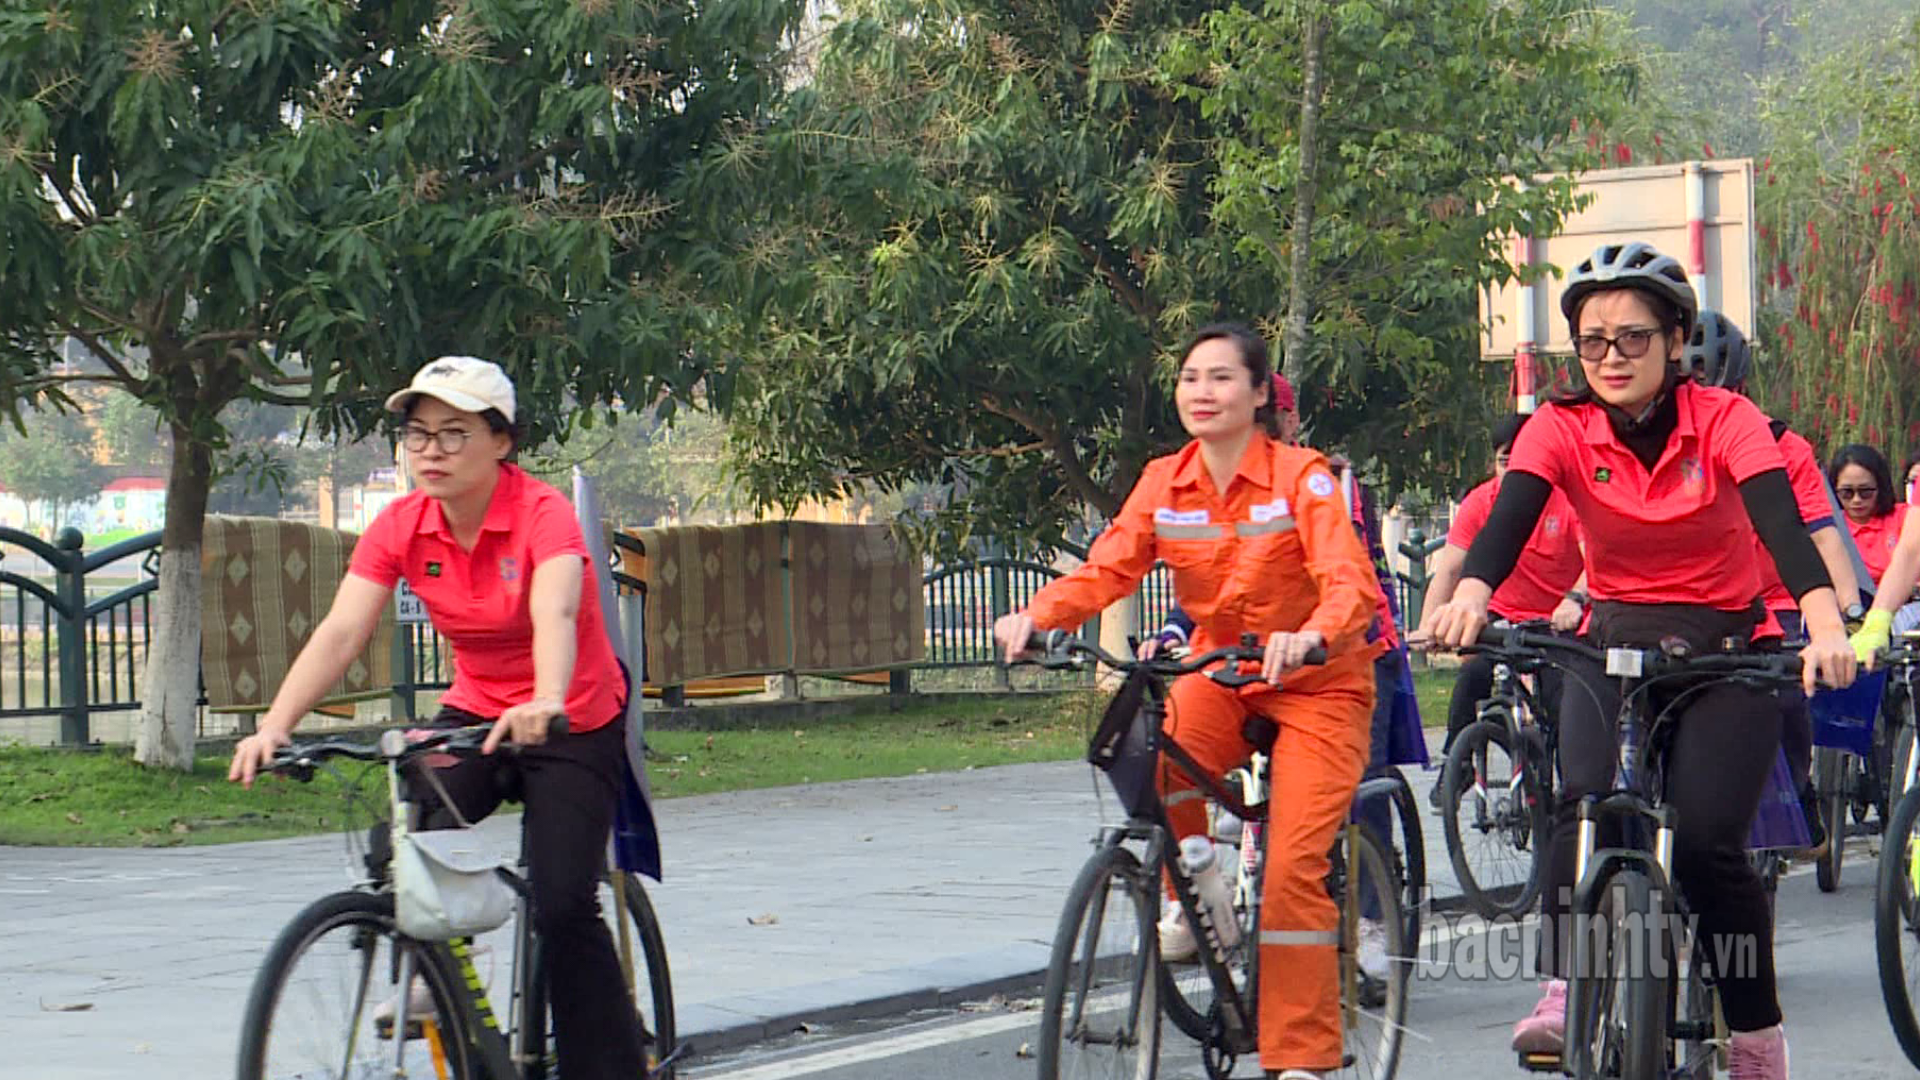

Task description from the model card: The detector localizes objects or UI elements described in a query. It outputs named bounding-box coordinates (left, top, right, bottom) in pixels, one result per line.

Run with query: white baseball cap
left=384, top=356, right=517, bottom=424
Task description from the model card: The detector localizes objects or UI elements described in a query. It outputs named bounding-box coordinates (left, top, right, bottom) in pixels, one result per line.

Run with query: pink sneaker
left=1511, top=979, right=1567, bottom=1055
left=1728, top=1025, right=1789, bottom=1080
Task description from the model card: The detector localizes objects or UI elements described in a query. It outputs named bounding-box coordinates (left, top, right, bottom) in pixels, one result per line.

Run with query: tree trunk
left=133, top=426, right=213, bottom=770
left=1281, top=3, right=1330, bottom=385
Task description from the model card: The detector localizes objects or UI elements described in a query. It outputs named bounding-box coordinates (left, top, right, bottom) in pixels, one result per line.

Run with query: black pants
left=1537, top=606, right=1782, bottom=1032
left=414, top=709, right=644, bottom=1080
left=1440, top=651, right=1565, bottom=755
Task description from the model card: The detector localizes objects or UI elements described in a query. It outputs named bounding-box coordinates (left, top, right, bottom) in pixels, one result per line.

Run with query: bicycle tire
left=1441, top=718, right=1548, bottom=919
left=1875, top=786, right=1920, bottom=1069
left=1331, top=825, right=1407, bottom=1080
left=1566, top=867, right=1666, bottom=1080
left=236, top=890, right=473, bottom=1080
left=1382, top=769, right=1426, bottom=953
left=1890, top=707, right=1918, bottom=826
left=1817, top=749, right=1848, bottom=893
left=1039, top=843, right=1161, bottom=1080
left=524, top=872, right=680, bottom=1080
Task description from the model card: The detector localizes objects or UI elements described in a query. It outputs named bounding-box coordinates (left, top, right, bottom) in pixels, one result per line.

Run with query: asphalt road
left=687, top=849, right=1914, bottom=1080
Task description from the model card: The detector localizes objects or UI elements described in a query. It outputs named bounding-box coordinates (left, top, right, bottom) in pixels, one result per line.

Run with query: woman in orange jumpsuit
left=994, top=323, right=1381, bottom=1080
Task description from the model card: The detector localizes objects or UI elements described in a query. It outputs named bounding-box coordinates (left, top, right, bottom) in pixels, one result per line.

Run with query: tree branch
left=979, top=391, right=1121, bottom=517
left=38, top=164, right=94, bottom=226
left=55, top=319, right=143, bottom=389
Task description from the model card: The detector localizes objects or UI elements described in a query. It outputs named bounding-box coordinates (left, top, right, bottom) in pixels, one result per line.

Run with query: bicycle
left=235, top=723, right=678, bottom=1080
left=1466, top=625, right=1805, bottom=1080
left=1873, top=644, right=1920, bottom=1069
left=1025, top=630, right=1407, bottom=1080
left=1439, top=623, right=1560, bottom=920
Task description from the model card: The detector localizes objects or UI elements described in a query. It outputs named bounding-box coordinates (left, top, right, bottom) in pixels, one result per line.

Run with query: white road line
left=693, top=1009, right=1040, bottom=1079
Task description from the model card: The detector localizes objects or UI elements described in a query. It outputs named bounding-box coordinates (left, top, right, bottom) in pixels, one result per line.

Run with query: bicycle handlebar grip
left=549, top=713, right=570, bottom=737
left=1023, top=628, right=1067, bottom=653
left=1303, top=646, right=1328, bottom=666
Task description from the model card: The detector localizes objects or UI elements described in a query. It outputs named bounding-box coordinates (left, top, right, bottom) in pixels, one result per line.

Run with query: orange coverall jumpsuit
left=1027, top=435, right=1379, bottom=1071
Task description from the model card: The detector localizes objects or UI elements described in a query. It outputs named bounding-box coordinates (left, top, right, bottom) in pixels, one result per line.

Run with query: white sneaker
left=1357, top=918, right=1391, bottom=981
left=373, top=942, right=492, bottom=1031
left=1159, top=903, right=1198, bottom=963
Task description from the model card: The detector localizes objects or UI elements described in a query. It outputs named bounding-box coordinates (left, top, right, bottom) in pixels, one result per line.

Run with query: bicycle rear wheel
left=1875, top=786, right=1920, bottom=1069
left=1442, top=718, right=1548, bottom=919
left=524, top=872, right=680, bottom=1079
left=237, top=890, right=472, bottom=1080
left=1039, top=844, right=1161, bottom=1080
left=1331, top=825, right=1407, bottom=1080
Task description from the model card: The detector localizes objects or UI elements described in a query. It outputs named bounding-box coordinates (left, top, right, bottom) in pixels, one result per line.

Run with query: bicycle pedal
left=1518, top=1050, right=1562, bottom=1072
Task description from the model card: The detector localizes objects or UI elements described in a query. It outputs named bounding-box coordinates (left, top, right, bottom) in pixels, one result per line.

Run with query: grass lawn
left=0, top=692, right=1104, bottom=848
left=1, top=670, right=1459, bottom=850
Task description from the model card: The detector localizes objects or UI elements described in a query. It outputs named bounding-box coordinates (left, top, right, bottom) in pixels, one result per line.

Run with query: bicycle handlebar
left=1019, top=629, right=1326, bottom=687
left=1468, top=624, right=1803, bottom=685
left=265, top=715, right=571, bottom=778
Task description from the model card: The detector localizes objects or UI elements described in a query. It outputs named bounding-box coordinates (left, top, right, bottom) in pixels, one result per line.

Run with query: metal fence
left=2, top=522, right=1434, bottom=746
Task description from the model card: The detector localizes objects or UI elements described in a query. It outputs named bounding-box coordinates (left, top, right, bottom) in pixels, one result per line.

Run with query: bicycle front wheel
left=1875, top=786, right=1920, bottom=1068
left=1038, top=844, right=1161, bottom=1080
left=1565, top=867, right=1667, bottom=1080
left=1441, top=718, right=1548, bottom=919
left=1816, top=748, right=1849, bottom=893
left=236, top=890, right=472, bottom=1080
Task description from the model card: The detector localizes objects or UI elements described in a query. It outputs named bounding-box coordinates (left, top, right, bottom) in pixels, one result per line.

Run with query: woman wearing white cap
left=229, top=356, right=650, bottom=1077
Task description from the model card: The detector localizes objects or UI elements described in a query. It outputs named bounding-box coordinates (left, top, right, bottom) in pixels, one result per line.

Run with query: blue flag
left=573, top=468, right=663, bottom=881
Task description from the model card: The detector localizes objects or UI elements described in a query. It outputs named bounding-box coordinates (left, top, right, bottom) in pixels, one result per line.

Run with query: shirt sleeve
left=1446, top=481, right=1493, bottom=550
left=1781, top=433, right=1835, bottom=529
left=1026, top=463, right=1163, bottom=631
left=1716, top=395, right=1791, bottom=483
left=1293, top=456, right=1381, bottom=652
left=1503, top=404, right=1571, bottom=488
left=346, top=502, right=405, bottom=588
left=526, top=486, right=592, bottom=568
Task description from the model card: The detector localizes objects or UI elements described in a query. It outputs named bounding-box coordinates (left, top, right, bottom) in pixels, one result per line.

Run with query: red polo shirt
left=1756, top=427, right=1835, bottom=612
left=1849, top=504, right=1909, bottom=585
left=1448, top=477, right=1583, bottom=623
left=349, top=464, right=625, bottom=730
left=1505, top=383, right=1787, bottom=610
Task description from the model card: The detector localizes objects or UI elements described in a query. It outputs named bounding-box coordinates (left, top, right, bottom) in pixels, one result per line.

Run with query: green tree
left=711, top=0, right=1646, bottom=553
left=520, top=406, right=746, bottom=528
left=0, top=405, right=108, bottom=531
left=1754, top=17, right=1920, bottom=457
left=0, top=0, right=802, bottom=766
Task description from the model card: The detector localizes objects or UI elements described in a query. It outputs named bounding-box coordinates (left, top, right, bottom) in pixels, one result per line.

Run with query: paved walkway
left=2, top=735, right=1460, bottom=1079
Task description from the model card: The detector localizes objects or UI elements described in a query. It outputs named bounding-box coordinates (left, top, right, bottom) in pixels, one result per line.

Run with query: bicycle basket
left=1810, top=670, right=1887, bottom=757
left=1086, top=670, right=1162, bottom=819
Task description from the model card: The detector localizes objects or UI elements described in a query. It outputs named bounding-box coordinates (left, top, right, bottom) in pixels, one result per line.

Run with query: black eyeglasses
left=1837, top=485, right=1880, bottom=502
left=402, top=426, right=473, bottom=455
left=1571, top=328, right=1661, bottom=363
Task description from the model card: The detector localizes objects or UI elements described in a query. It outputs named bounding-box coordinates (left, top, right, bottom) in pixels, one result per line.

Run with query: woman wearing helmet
left=1418, top=242, right=1857, bottom=1080
left=1688, top=308, right=1863, bottom=855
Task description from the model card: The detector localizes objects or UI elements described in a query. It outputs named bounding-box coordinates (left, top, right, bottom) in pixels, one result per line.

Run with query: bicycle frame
left=1138, top=679, right=1373, bottom=1063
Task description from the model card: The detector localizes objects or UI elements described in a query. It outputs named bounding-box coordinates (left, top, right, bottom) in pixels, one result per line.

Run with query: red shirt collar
left=415, top=463, right=523, bottom=539
left=1168, top=435, right=1274, bottom=494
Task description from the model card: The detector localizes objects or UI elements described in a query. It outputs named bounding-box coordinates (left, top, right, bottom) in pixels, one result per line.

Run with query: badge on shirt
left=1593, top=467, right=1612, bottom=484
left=1155, top=508, right=1210, bottom=526
left=1305, top=473, right=1336, bottom=498
left=426, top=561, right=443, bottom=577
left=1249, top=499, right=1291, bottom=523
left=499, top=556, right=520, bottom=582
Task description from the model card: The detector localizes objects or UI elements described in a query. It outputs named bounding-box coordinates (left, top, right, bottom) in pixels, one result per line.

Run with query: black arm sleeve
left=1460, top=471, right=1553, bottom=592
left=1741, top=468, right=1833, bottom=601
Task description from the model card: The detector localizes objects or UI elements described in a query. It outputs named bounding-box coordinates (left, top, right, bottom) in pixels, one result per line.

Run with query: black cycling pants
left=1536, top=655, right=1781, bottom=1031
left=413, top=709, right=645, bottom=1080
